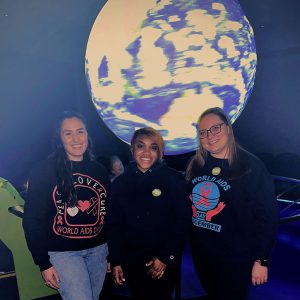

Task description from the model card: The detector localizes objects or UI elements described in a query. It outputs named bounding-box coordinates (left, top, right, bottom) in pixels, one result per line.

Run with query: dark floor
left=1, top=220, right=300, bottom=300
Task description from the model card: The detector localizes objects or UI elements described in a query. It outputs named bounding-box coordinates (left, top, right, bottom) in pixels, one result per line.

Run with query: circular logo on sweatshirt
left=191, top=181, right=220, bottom=212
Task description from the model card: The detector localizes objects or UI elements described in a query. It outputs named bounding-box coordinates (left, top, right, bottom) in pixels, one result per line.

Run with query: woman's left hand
left=251, top=261, right=268, bottom=286
left=145, top=257, right=166, bottom=279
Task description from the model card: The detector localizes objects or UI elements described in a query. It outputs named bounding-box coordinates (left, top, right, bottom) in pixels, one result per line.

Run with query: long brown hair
left=51, top=111, right=94, bottom=206
left=186, top=107, right=246, bottom=181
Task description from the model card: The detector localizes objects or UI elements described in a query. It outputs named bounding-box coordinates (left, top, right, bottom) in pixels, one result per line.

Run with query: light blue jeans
left=49, top=243, right=108, bottom=300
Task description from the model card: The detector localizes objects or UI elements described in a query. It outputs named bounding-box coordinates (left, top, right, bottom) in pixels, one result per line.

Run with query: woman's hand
left=145, top=257, right=166, bottom=279
left=41, top=266, right=60, bottom=289
left=112, top=265, right=126, bottom=285
left=206, top=202, right=225, bottom=221
left=252, top=261, right=268, bottom=286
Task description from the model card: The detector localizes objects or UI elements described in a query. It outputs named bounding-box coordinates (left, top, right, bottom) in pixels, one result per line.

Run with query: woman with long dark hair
left=23, top=111, right=110, bottom=300
left=186, top=107, right=279, bottom=300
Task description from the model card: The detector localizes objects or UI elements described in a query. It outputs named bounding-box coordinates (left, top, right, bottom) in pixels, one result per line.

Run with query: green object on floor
left=0, top=177, right=58, bottom=300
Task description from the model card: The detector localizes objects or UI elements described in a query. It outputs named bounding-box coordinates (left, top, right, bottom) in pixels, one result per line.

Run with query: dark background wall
left=1, top=0, right=300, bottom=188
left=235, top=0, right=300, bottom=154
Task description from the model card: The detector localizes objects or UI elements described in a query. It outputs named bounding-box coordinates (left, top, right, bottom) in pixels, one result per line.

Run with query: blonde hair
left=186, top=107, right=240, bottom=181
left=131, top=127, right=164, bottom=160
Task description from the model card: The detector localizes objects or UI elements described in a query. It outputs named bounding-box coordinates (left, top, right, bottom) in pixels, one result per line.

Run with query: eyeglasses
left=199, top=123, right=225, bottom=139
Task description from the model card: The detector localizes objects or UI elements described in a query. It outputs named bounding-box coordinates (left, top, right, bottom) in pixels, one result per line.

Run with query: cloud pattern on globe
left=85, top=0, right=257, bottom=155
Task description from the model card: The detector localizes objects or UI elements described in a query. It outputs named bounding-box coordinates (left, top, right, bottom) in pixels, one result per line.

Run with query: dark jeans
left=191, top=246, right=252, bottom=300
left=123, top=262, right=176, bottom=300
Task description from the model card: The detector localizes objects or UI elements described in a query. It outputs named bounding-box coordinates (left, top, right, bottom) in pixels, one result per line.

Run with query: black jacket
left=107, top=161, right=191, bottom=268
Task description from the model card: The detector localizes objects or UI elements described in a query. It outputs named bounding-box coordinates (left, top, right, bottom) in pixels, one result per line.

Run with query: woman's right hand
left=145, top=257, right=166, bottom=279
left=41, top=266, right=60, bottom=289
left=112, top=265, right=126, bottom=285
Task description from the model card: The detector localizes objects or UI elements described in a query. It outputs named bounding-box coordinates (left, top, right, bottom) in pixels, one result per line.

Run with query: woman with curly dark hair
left=107, top=127, right=191, bottom=300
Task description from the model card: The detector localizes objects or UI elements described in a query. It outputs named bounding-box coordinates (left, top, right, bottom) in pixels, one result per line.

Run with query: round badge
left=212, top=167, right=221, bottom=176
left=67, top=206, right=79, bottom=217
left=152, top=188, right=162, bottom=197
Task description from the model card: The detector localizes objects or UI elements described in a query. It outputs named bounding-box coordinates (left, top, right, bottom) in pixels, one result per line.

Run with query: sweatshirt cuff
left=39, top=260, right=53, bottom=272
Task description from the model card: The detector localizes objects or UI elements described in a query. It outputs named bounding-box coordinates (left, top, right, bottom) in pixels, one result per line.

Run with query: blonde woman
left=186, top=107, right=279, bottom=300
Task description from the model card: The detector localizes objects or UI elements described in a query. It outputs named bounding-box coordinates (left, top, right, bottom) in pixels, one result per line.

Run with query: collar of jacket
left=126, top=160, right=164, bottom=175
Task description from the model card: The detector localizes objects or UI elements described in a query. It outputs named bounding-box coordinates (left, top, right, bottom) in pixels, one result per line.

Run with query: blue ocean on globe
left=85, top=0, right=257, bottom=155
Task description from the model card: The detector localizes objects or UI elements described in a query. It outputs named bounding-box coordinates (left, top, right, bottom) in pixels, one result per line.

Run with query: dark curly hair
left=131, top=127, right=164, bottom=161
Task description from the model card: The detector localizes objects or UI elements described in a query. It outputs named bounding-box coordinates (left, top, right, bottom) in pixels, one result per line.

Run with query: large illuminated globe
left=85, top=0, right=257, bottom=155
